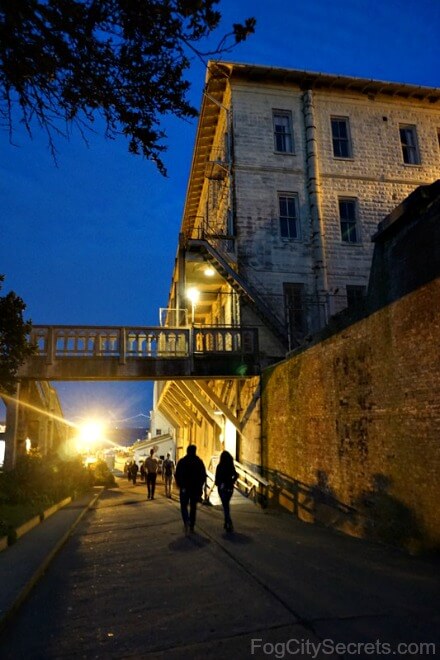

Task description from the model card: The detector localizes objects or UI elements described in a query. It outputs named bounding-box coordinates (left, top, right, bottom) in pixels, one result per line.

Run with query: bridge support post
left=119, top=327, right=127, bottom=364
left=3, top=382, right=20, bottom=471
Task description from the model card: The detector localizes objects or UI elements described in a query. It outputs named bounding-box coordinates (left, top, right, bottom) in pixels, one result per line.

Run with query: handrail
left=234, top=460, right=269, bottom=507
left=207, top=456, right=269, bottom=507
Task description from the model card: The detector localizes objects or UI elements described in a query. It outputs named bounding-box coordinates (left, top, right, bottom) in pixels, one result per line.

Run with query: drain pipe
left=302, top=89, right=330, bottom=327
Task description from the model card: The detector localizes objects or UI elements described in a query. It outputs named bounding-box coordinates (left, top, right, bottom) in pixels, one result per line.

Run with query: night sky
left=1, top=0, right=439, bottom=426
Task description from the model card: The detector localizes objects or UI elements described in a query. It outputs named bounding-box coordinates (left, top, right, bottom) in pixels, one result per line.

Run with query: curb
left=0, top=487, right=104, bottom=633
left=0, top=497, right=73, bottom=552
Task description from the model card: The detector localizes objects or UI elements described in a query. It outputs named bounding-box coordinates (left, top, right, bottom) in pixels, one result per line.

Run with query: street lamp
left=186, top=287, right=200, bottom=324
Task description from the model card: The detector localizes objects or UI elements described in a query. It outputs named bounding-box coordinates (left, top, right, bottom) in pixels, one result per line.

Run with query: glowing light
left=76, top=420, right=105, bottom=452
left=186, top=287, right=200, bottom=304
left=186, top=287, right=200, bottom=324
left=204, top=266, right=215, bottom=277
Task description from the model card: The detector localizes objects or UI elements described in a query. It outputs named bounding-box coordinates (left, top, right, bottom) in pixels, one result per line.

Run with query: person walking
left=145, top=448, right=159, bottom=500
left=131, top=461, right=139, bottom=485
left=175, top=445, right=206, bottom=534
left=215, top=450, right=238, bottom=532
left=162, top=452, right=175, bottom=498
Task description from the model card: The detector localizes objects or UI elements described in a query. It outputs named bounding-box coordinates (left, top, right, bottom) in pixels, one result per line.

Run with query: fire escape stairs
left=187, top=239, right=289, bottom=348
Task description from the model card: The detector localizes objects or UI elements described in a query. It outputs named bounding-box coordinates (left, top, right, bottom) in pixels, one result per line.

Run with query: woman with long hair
left=215, top=450, right=238, bottom=532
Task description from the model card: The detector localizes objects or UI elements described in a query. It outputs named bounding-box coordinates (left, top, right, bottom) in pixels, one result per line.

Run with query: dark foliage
left=0, top=452, right=116, bottom=540
left=0, top=275, right=35, bottom=394
left=0, top=0, right=255, bottom=173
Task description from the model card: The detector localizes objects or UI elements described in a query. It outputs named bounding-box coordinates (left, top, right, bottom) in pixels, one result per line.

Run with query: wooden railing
left=206, top=456, right=269, bottom=508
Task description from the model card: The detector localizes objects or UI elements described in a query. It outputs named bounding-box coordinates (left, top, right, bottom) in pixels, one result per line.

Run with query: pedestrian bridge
left=18, top=325, right=260, bottom=381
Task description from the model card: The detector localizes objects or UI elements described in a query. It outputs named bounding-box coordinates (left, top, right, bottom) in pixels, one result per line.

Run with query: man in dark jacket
left=175, top=445, right=206, bottom=534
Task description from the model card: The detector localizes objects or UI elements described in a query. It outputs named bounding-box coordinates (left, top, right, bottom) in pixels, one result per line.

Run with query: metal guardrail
left=29, top=325, right=259, bottom=363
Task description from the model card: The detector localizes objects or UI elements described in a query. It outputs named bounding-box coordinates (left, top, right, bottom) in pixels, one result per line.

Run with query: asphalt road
left=0, top=477, right=439, bottom=659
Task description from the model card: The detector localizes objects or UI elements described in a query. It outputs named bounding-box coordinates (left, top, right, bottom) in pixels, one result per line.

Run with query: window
left=331, top=116, right=352, bottom=158
left=284, top=283, right=306, bottom=343
left=273, top=110, right=294, bottom=153
left=279, top=193, right=300, bottom=239
left=346, top=285, right=366, bottom=310
left=339, top=198, right=360, bottom=243
left=399, top=125, right=420, bottom=164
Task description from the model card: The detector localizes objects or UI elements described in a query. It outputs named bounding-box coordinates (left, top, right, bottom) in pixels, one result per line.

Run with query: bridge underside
left=20, top=354, right=259, bottom=380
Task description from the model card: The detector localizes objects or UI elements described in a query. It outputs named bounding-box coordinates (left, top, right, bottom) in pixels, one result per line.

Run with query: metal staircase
left=187, top=239, right=289, bottom=348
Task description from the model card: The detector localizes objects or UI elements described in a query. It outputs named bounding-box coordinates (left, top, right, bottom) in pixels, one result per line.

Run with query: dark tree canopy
left=0, top=0, right=255, bottom=173
left=0, top=276, right=35, bottom=394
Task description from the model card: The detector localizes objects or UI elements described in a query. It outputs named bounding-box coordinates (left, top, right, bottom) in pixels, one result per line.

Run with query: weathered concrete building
left=154, top=62, right=440, bottom=473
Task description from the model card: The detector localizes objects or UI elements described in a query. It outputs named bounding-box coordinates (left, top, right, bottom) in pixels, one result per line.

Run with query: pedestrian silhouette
left=215, top=450, right=238, bottom=532
left=175, top=445, right=206, bottom=534
left=145, top=448, right=159, bottom=500
left=162, top=452, right=175, bottom=498
left=131, top=461, right=139, bottom=485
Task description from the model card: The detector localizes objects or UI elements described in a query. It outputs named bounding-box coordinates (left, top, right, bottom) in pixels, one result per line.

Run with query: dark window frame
left=279, top=192, right=300, bottom=240
left=346, top=285, right=366, bottom=310
left=273, top=110, right=294, bottom=154
left=399, top=124, right=421, bottom=165
left=331, top=116, right=353, bottom=159
left=284, top=282, right=307, bottom=342
left=339, top=197, right=360, bottom=244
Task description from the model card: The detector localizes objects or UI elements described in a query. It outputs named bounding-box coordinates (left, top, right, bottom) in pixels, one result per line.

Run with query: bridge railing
left=29, top=325, right=258, bottom=363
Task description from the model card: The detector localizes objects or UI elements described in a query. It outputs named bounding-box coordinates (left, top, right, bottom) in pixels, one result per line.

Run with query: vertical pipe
left=302, top=89, right=329, bottom=329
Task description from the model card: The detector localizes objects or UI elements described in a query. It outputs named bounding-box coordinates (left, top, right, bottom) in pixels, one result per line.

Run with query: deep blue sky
left=1, top=0, right=439, bottom=425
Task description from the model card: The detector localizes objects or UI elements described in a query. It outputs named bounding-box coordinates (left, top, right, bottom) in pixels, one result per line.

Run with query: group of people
left=126, top=446, right=238, bottom=534
left=142, top=449, right=175, bottom=500
left=124, top=451, right=175, bottom=498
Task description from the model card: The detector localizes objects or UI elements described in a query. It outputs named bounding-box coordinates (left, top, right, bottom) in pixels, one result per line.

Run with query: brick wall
left=261, top=218, right=440, bottom=555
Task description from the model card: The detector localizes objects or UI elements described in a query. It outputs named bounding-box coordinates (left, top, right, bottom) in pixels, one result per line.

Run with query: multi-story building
left=153, top=62, right=440, bottom=466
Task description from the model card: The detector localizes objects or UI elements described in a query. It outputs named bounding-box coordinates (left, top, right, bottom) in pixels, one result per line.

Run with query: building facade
left=155, top=62, right=440, bottom=467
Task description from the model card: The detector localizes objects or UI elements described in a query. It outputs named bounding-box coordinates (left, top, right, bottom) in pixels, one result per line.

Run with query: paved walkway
left=0, top=476, right=439, bottom=659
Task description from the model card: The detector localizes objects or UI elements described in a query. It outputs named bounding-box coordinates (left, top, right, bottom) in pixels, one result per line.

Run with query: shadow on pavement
left=221, top=532, right=253, bottom=544
left=169, top=533, right=212, bottom=552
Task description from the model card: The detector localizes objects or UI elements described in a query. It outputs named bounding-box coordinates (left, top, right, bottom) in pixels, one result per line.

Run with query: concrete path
left=0, top=476, right=438, bottom=659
